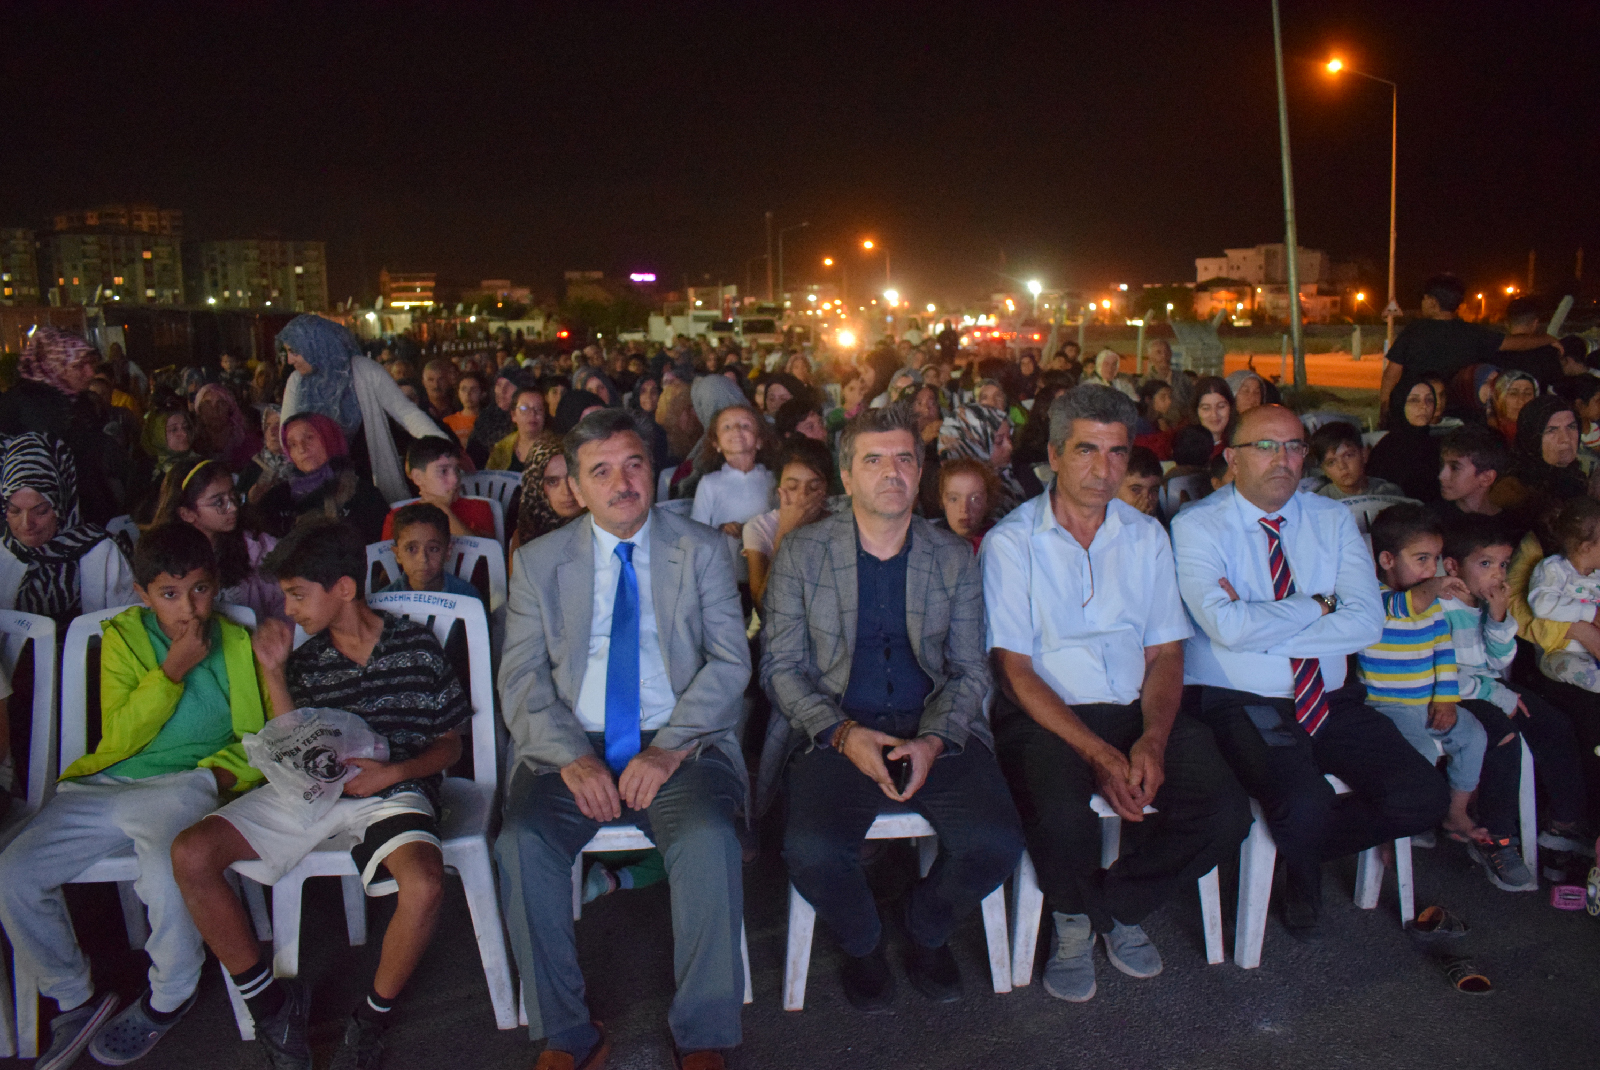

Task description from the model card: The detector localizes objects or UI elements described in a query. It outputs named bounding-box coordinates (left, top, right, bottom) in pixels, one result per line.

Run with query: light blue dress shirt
left=574, top=512, right=677, bottom=733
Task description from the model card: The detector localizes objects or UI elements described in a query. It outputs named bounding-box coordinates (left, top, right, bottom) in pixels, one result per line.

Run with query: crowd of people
left=0, top=266, right=1597, bottom=1070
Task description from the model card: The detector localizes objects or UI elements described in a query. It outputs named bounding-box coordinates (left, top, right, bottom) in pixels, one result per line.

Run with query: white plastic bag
left=242, top=708, right=390, bottom=826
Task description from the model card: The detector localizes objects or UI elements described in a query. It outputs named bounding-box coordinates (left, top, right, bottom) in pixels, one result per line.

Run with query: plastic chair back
left=365, top=536, right=507, bottom=613
left=0, top=611, right=57, bottom=814
left=1159, top=473, right=1211, bottom=522
left=460, top=471, right=521, bottom=510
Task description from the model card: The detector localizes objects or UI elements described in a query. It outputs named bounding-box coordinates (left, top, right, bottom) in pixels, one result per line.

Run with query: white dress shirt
left=1172, top=485, right=1383, bottom=698
left=982, top=493, right=1192, bottom=706
left=573, top=512, right=677, bottom=733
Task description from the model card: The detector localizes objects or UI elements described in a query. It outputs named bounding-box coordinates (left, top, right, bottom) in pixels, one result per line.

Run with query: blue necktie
left=604, top=541, right=641, bottom=774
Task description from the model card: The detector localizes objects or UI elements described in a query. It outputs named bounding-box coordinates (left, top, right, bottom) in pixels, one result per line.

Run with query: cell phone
left=882, top=746, right=913, bottom=794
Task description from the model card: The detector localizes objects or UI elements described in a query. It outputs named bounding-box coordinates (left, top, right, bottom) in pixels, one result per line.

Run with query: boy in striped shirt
left=1358, top=504, right=1489, bottom=845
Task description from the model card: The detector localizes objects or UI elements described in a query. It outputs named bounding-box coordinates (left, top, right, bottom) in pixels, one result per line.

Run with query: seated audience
left=466, top=367, right=525, bottom=468
left=939, top=402, right=1026, bottom=515
left=1225, top=371, right=1265, bottom=414
left=1309, top=422, right=1404, bottom=500
left=934, top=457, right=1001, bottom=551
left=154, top=458, right=285, bottom=623
left=511, top=438, right=586, bottom=551
left=1189, top=377, right=1235, bottom=459
left=1116, top=445, right=1164, bottom=517
left=1133, top=379, right=1178, bottom=460
left=1368, top=379, right=1443, bottom=502
left=255, top=412, right=389, bottom=542
left=1497, top=396, right=1588, bottom=508
left=239, top=404, right=296, bottom=505
left=1556, top=374, right=1600, bottom=453
left=382, top=436, right=495, bottom=541
left=1488, top=370, right=1537, bottom=445
left=485, top=386, right=550, bottom=473
left=1436, top=424, right=1510, bottom=522
left=745, top=438, right=832, bottom=609
left=692, top=404, right=777, bottom=537
left=192, top=383, right=262, bottom=472
left=1528, top=496, right=1600, bottom=692
left=443, top=372, right=486, bottom=447
left=381, top=502, right=483, bottom=606
left=172, top=520, right=470, bottom=1070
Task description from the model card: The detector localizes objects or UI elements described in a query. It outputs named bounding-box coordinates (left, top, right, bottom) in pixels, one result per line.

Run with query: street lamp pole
left=1272, top=0, right=1306, bottom=387
left=1329, top=59, right=1399, bottom=348
left=777, top=222, right=809, bottom=304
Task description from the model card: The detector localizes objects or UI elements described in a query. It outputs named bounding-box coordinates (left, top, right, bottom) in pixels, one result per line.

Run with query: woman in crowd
left=252, top=412, right=388, bottom=542
left=932, top=457, right=1000, bottom=552
left=239, top=404, right=297, bottom=504
left=0, top=327, right=120, bottom=524
left=0, top=433, right=135, bottom=624
left=1489, top=371, right=1539, bottom=445
left=510, top=438, right=586, bottom=551
left=486, top=387, right=550, bottom=473
left=250, top=361, right=280, bottom=408
left=1225, top=370, right=1266, bottom=414
left=939, top=401, right=1025, bottom=515
left=825, top=368, right=870, bottom=435
left=551, top=388, right=606, bottom=435
left=692, top=404, right=777, bottom=536
left=761, top=372, right=805, bottom=418
left=1367, top=379, right=1443, bottom=502
left=191, top=382, right=262, bottom=471
left=785, top=351, right=814, bottom=387
left=625, top=373, right=671, bottom=473
left=277, top=313, right=448, bottom=502
left=1190, top=376, right=1235, bottom=459
left=443, top=372, right=485, bottom=447
left=1496, top=396, right=1589, bottom=507
left=1014, top=351, right=1040, bottom=400
left=151, top=457, right=284, bottom=622
left=1134, top=378, right=1179, bottom=460
left=743, top=438, right=832, bottom=609
left=466, top=367, right=524, bottom=468
left=144, top=408, right=203, bottom=483
left=571, top=364, right=617, bottom=407
left=655, top=380, right=701, bottom=471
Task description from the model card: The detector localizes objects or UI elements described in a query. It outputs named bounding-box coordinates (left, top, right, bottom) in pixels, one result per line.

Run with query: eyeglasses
left=1231, top=439, right=1310, bottom=457
left=197, top=493, right=240, bottom=512
left=515, top=404, right=542, bottom=413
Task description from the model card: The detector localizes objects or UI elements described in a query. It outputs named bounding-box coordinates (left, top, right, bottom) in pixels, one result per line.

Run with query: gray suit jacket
left=756, top=510, right=992, bottom=809
left=498, top=508, right=751, bottom=788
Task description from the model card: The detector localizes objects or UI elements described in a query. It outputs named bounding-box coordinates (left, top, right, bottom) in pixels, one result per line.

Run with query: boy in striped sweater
left=1358, top=504, right=1489, bottom=845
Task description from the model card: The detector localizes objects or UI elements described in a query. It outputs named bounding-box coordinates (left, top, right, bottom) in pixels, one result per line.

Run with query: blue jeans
left=1372, top=702, right=1487, bottom=792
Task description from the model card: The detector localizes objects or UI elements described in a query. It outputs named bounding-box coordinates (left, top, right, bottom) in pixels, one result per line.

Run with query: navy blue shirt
left=840, top=526, right=934, bottom=733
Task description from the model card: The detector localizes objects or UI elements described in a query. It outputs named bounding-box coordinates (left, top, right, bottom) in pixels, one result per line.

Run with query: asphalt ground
left=5, top=823, right=1598, bottom=1070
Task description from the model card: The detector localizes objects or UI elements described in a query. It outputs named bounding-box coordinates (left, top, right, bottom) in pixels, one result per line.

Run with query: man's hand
left=343, top=758, right=404, bottom=798
left=720, top=521, right=743, bottom=537
left=162, top=618, right=211, bottom=684
left=210, top=766, right=237, bottom=793
left=1512, top=696, right=1530, bottom=719
left=1218, top=577, right=1240, bottom=602
left=618, top=745, right=690, bottom=811
left=560, top=753, right=622, bottom=822
left=252, top=618, right=295, bottom=672
left=1410, top=576, right=1471, bottom=610
left=1126, top=733, right=1168, bottom=810
left=1089, top=744, right=1145, bottom=822
left=886, top=735, right=945, bottom=801
left=1427, top=702, right=1458, bottom=732
left=839, top=725, right=907, bottom=800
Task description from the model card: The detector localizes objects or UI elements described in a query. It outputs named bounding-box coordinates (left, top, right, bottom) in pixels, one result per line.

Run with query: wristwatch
left=1312, top=593, right=1338, bottom=613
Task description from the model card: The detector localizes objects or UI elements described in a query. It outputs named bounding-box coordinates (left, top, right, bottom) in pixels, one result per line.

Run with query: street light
left=1327, top=55, right=1400, bottom=347
left=861, top=238, right=891, bottom=284
left=884, top=289, right=899, bottom=307
left=777, top=221, right=810, bottom=301
left=823, top=255, right=847, bottom=308
left=1027, top=279, right=1042, bottom=315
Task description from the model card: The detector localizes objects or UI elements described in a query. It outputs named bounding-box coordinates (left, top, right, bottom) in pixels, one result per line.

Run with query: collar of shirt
left=1031, top=490, right=1129, bottom=608
left=590, top=510, right=653, bottom=573
left=854, top=517, right=913, bottom=564
left=1227, top=483, right=1304, bottom=532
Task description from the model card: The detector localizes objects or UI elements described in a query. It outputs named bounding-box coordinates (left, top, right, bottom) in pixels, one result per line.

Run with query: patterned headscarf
left=515, top=438, right=581, bottom=544
left=194, top=383, right=249, bottom=454
left=19, top=327, right=97, bottom=396
left=276, top=314, right=364, bottom=435
left=253, top=403, right=296, bottom=483
left=938, top=403, right=1008, bottom=463
left=0, top=434, right=108, bottom=622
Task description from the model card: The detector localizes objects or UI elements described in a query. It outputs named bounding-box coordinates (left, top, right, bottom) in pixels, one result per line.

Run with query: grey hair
left=563, top=408, right=648, bottom=481
left=839, top=404, right=922, bottom=472
left=1048, top=384, right=1139, bottom=450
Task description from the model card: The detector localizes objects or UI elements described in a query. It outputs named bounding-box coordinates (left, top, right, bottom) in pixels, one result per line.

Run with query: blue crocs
left=89, top=989, right=197, bottom=1066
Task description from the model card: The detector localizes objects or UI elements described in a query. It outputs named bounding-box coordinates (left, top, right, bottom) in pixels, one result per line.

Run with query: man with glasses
left=1172, top=405, right=1447, bottom=939
left=982, top=386, right=1250, bottom=1001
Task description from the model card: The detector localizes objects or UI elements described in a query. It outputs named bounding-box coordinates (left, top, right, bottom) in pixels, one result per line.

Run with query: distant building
left=185, top=239, right=329, bottom=311
left=1195, top=243, right=1356, bottom=324
left=40, top=231, right=184, bottom=306
left=380, top=270, right=436, bottom=309
left=478, top=279, right=532, bottom=303
left=1, top=229, right=41, bottom=306
left=52, top=203, right=184, bottom=239
left=1196, top=243, right=1331, bottom=287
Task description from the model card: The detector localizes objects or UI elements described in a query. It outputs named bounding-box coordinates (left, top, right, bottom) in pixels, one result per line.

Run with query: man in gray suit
left=497, top=409, right=750, bottom=1070
left=761, top=406, right=1024, bottom=1012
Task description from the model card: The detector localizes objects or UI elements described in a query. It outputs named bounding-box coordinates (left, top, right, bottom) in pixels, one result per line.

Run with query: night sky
left=4, top=1, right=1595, bottom=308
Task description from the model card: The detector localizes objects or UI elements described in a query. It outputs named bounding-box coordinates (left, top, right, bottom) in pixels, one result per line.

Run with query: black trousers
left=995, top=702, right=1251, bottom=932
left=1192, top=682, right=1449, bottom=867
left=782, top=742, right=1024, bottom=958
left=1462, top=684, right=1586, bottom=835
left=1514, top=669, right=1600, bottom=826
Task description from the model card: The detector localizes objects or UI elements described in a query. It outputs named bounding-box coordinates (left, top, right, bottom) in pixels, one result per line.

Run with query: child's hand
left=162, top=618, right=211, bottom=684
left=252, top=618, right=295, bottom=672
left=1427, top=702, right=1458, bottom=732
left=1411, top=576, right=1471, bottom=609
left=1483, top=579, right=1511, bottom=620
left=342, top=758, right=401, bottom=798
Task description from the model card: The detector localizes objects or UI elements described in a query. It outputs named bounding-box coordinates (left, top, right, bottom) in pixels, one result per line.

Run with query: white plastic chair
left=782, top=811, right=1012, bottom=1011
left=1335, top=494, right=1416, bottom=535
left=0, top=612, right=55, bottom=1059
left=460, top=470, right=522, bottom=512
left=8, top=606, right=267, bottom=1059
left=226, top=591, right=516, bottom=1037
left=515, top=823, right=753, bottom=1026
left=365, top=536, right=507, bottom=615
left=657, top=498, right=694, bottom=518
left=1159, top=473, right=1210, bottom=522
left=104, top=515, right=140, bottom=555
left=1008, top=796, right=1224, bottom=988
left=389, top=496, right=506, bottom=545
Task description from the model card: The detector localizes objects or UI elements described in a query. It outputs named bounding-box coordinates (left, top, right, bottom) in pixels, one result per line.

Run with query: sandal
left=1440, top=955, right=1492, bottom=995
left=1407, top=905, right=1469, bottom=939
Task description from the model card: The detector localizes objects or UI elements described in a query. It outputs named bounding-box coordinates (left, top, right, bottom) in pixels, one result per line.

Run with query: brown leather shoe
left=533, top=1022, right=609, bottom=1069
left=674, top=1050, right=726, bottom=1070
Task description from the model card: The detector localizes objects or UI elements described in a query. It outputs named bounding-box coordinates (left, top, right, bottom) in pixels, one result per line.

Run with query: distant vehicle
left=705, top=315, right=782, bottom=347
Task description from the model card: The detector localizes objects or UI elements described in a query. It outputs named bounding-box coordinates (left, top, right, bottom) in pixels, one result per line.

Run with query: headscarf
left=469, top=367, right=525, bottom=450
left=18, top=327, right=96, bottom=395
left=193, top=382, right=253, bottom=463
left=1225, top=370, right=1265, bottom=405
left=570, top=365, right=619, bottom=407
left=552, top=389, right=605, bottom=435
left=1366, top=378, right=1442, bottom=501
left=0, top=434, right=108, bottom=622
left=625, top=372, right=661, bottom=415
left=939, top=403, right=1008, bottom=463
left=1514, top=395, right=1587, bottom=500
left=142, top=408, right=202, bottom=476
left=253, top=403, right=296, bottom=483
left=281, top=412, right=349, bottom=500
left=276, top=314, right=364, bottom=436
left=515, top=438, right=582, bottom=544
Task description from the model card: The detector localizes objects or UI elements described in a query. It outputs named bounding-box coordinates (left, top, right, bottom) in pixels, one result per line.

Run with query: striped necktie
left=1258, top=515, right=1331, bottom=736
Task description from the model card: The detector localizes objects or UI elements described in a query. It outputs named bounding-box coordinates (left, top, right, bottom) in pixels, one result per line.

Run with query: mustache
left=607, top=490, right=641, bottom=507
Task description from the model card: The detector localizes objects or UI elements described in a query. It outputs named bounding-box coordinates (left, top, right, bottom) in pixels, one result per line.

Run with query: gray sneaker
left=89, top=989, right=197, bottom=1065
left=255, top=977, right=312, bottom=1070
left=1103, top=921, right=1164, bottom=979
left=1042, top=912, right=1096, bottom=1003
left=1468, top=840, right=1539, bottom=892
left=38, top=992, right=120, bottom=1070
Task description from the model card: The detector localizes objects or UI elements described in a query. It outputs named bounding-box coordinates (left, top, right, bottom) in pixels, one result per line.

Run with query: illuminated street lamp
left=883, top=289, right=899, bottom=308
left=1027, top=278, right=1042, bottom=315
left=861, top=238, right=891, bottom=284
left=1327, top=54, right=1400, bottom=346
left=823, top=255, right=847, bottom=308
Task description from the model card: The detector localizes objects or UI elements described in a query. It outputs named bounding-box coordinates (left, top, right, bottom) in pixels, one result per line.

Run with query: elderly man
left=1141, top=338, right=1193, bottom=414
left=983, top=386, right=1250, bottom=1000
left=497, top=409, right=750, bottom=1070
left=1085, top=349, right=1138, bottom=401
left=1172, top=405, right=1447, bottom=937
left=761, top=407, right=1024, bottom=1011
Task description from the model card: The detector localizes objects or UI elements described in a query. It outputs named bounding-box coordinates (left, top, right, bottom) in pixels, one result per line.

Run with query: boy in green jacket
left=0, top=523, right=269, bottom=1070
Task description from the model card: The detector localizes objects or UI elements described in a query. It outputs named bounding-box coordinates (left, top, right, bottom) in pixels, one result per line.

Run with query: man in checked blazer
left=497, top=409, right=750, bottom=1070
left=760, top=405, right=1023, bottom=1012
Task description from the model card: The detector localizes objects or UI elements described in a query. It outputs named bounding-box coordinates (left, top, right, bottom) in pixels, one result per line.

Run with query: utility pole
left=765, top=211, right=774, bottom=301
left=1528, top=248, right=1536, bottom=293
left=1271, top=0, right=1305, bottom=387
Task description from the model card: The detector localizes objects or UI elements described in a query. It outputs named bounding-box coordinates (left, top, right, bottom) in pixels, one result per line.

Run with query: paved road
left=5, top=834, right=1598, bottom=1070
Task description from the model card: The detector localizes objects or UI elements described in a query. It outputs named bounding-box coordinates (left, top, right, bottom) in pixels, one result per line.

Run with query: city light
left=1166, top=302, right=1174, bottom=311
left=1027, top=279, right=1042, bottom=297
left=884, top=289, right=899, bottom=306
left=823, top=257, right=834, bottom=267
left=1118, top=283, right=1128, bottom=292
left=926, top=303, right=936, bottom=313
left=836, top=327, right=858, bottom=348
left=365, top=311, right=376, bottom=321
left=1100, top=300, right=1110, bottom=310
left=628, top=272, right=656, bottom=283
left=806, top=293, right=817, bottom=302
left=1356, top=292, right=1366, bottom=301
left=861, top=240, right=874, bottom=250
left=1326, top=57, right=1343, bottom=73
left=1505, top=285, right=1516, bottom=294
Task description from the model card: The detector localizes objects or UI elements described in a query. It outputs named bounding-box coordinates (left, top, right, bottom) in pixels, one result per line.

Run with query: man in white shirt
left=1171, top=405, right=1447, bottom=937
left=983, top=386, right=1250, bottom=1002
left=497, top=410, right=752, bottom=1070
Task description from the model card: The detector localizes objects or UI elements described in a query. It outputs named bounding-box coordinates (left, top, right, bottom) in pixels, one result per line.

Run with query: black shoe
left=839, top=940, right=896, bottom=1013
left=255, top=978, right=311, bottom=1070
left=904, top=941, right=963, bottom=1002
left=329, top=1015, right=385, bottom=1070
left=1283, top=862, right=1323, bottom=942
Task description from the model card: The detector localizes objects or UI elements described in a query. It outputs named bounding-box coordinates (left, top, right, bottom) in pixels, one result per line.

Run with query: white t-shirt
left=692, top=464, right=775, bottom=530
left=743, top=509, right=781, bottom=557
